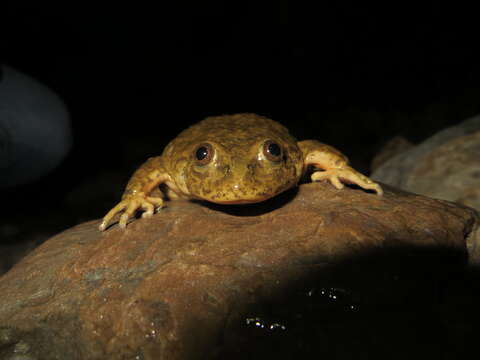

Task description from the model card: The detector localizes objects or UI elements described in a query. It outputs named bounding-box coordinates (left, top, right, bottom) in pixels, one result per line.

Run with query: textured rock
left=372, top=115, right=480, bottom=210
left=0, top=182, right=477, bottom=360
left=372, top=115, right=480, bottom=266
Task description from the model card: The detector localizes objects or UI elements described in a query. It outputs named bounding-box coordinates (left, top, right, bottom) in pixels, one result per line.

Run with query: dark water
left=215, top=246, right=476, bottom=359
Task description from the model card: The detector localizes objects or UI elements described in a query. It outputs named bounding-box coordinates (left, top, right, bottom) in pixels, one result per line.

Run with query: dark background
left=2, top=2, right=480, bottom=358
left=2, top=1, right=480, bottom=262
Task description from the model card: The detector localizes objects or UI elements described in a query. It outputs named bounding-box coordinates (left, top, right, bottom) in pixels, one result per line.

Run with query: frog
left=99, top=113, right=383, bottom=231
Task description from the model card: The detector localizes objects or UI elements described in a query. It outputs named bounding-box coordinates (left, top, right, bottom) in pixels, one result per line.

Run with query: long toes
left=99, top=196, right=163, bottom=231
left=341, top=171, right=383, bottom=195
left=99, top=203, right=128, bottom=231
left=311, top=172, right=344, bottom=189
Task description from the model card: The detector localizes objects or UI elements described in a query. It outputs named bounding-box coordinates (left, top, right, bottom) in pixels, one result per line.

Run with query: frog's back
left=175, top=113, right=294, bottom=144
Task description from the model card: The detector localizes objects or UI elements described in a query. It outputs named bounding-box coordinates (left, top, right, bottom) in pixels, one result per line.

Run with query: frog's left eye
left=263, top=140, right=283, bottom=162
left=194, top=143, right=214, bottom=165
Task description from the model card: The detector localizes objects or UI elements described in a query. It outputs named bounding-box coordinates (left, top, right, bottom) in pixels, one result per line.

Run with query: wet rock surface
left=0, top=182, right=477, bottom=360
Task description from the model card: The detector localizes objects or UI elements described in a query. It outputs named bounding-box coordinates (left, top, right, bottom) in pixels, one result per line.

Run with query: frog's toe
left=98, top=221, right=107, bottom=232
left=366, top=182, right=383, bottom=196
left=340, top=169, right=383, bottom=195
left=146, top=197, right=165, bottom=213
left=99, top=201, right=128, bottom=231
left=141, top=201, right=154, bottom=218
left=311, top=168, right=383, bottom=195
left=330, top=176, right=344, bottom=190
left=119, top=201, right=141, bottom=228
left=119, top=213, right=130, bottom=229
left=99, top=221, right=109, bottom=232
left=310, top=171, right=327, bottom=182
left=311, top=171, right=344, bottom=189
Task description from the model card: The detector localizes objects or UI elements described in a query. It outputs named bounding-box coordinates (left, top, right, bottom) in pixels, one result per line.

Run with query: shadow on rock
left=217, top=244, right=473, bottom=360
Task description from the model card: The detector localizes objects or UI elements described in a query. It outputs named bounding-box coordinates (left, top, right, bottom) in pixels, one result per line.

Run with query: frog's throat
left=206, top=197, right=271, bottom=205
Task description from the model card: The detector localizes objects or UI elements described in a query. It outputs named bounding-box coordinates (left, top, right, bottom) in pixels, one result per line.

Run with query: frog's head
left=164, top=114, right=304, bottom=204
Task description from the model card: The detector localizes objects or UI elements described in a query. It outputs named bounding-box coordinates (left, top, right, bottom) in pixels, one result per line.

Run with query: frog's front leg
left=298, top=140, right=383, bottom=196
left=99, top=157, right=173, bottom=231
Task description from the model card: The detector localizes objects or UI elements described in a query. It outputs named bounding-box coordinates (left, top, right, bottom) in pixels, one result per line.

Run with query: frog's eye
left=263, top=140, right=283, bottom=162
left=194, top=143, right=214, bottom=165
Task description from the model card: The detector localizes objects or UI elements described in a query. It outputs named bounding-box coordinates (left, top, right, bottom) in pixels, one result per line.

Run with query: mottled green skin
left=99, top=113, right=383, bottom=231
left=162, top=113, right=304, bottom=203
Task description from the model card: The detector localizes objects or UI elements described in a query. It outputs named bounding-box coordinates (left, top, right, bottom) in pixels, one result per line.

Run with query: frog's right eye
left=194, top=143, right=214, bottom=165
left=262, top=140, right=283, bottom=162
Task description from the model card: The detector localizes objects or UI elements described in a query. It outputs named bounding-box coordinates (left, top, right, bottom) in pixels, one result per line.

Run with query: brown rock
left=0, top=182, right=477, bottom=360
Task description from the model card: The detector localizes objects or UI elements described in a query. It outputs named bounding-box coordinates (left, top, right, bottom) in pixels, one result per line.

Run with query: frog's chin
left=205, top=197, right=270, bottom=205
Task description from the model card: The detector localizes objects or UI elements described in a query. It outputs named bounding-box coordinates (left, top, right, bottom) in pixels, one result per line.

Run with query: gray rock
left=0, top=65, right=71, bottom=187
left=372, top=115, right=480, bottom=202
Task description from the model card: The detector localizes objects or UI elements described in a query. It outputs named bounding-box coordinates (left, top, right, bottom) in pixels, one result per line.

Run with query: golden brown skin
left=99, top=113, right=383, bottom=231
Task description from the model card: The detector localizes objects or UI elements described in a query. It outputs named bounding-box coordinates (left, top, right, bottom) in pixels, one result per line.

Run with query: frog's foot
left=311, top=167, right=383, bottom=196
left=99, top=194, right=165, bottom=231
